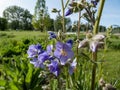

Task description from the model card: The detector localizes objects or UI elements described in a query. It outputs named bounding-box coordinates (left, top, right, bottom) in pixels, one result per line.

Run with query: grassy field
left=0, top=31, right=120, bottom=88
left=101, top=50, right=120, bottom=87
left=0, top=30, right=47, bottom=42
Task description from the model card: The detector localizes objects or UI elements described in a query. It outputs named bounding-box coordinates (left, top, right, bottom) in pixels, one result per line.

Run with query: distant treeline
left=0, top=0, right=120, bottom=33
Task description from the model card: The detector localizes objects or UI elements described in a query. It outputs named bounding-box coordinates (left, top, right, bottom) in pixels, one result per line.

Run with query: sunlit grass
left=102, top=50, right=120, bottom=87
left=0, top=30, right=47, bottom=42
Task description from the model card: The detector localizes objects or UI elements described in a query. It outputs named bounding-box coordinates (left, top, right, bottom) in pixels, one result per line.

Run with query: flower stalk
left=61, top=0, right=70, bottom=33
left=93, top=0, right=105, bottom=35
left=91, top=0, right=105, bottom=90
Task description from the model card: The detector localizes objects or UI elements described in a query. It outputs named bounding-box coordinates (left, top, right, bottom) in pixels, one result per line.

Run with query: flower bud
left=86, top=32, right=93, bottom=39
left=65, top=8, right=73, bottom=16
left=51, top=8, right=58, bottom=13
left=99, top=78, right=106, bottom=87
left=69, top=2, right=77, bottom=7
left=77, top=3, right=84, bottom=10
left=104, top=83, right=116, bottom=90
left=57, top=30, right=66, bottom=40
left=73, top=7, right=79, bottom=13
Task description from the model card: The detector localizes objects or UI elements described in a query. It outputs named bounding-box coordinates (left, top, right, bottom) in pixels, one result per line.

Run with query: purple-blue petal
left=54, top=49, right=61, bottom=59
left=47, top=45, right=53, bottom=54
left=69, top=58, right=77, bottom=75
left=60, top=56, right=68, bottom=65
left=54, top=41, right=74, bottom=65
left=48, top=31, right=57, bottom=39
left=38, top=51, right=49, bottom=62
left=30, top=58, right=44, bottom=68
left=66, top=39, right=73, bottom=48
left=91, top=0, right=98, bottom=7
left=27, top=44, right=43, bottom=58
left=65, top=9, right=73, bottom=16
left=48, top=60, right=60, bottom=76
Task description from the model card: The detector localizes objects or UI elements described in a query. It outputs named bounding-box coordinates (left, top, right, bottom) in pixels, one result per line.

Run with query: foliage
left=32, top=0, right=53, bottom=32
left=0, top=17, right=8, bottom=30
left=54, top=16, right=72, bottom=32
left=3, top=5, right=33, bottom=30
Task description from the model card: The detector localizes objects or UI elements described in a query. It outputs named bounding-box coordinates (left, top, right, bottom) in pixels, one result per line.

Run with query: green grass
left=0, top=31, right=120, bottom=88
left=0, top=30, right=47, bottom=42
left=102, top=50, right=120, bottom=87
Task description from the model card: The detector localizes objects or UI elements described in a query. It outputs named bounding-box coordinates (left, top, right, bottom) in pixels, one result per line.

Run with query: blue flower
left=65, top=8, right=73, bottom=16
left=48, top=31, right=57, bottom=39
left=37, top=45, right=54, bottom=63
left=48, top=60, right=60, bottom=76
left=69, top=58, right=77, bottom=75
left=91, top=0, right=98, bottom=7
left=28, top=44, right=54, bottom=68
left=30, top=58, right=44, bottom=68
left=54, top=42, right=74, bottom=65
left=38, top=51, right=50, bottom=63
left=66, top=39, right=73, bottom=48
left=27, top=44, right=43, bottom=58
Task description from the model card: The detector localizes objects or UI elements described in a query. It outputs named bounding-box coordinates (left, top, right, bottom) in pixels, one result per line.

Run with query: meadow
left=0, top=31, right=120, bottom=89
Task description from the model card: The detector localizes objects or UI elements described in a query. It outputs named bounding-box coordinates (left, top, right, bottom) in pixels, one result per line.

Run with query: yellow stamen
left=60, top=49, right=67, bottom=56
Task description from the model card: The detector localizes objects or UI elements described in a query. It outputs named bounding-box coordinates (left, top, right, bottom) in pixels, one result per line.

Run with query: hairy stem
left=93, top=0, right=105, bottom=35
left=61, top=0, right=65, bottom=33
left=91, top=0, right=105, bottom=90
left=61, top=0, right=70, bottom=33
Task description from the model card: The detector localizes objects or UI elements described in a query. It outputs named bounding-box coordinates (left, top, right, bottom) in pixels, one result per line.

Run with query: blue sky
left=0, top=0, right=120, bottom=27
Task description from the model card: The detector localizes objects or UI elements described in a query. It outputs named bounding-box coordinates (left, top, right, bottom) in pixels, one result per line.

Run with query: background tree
left=54, top=15, right=72, bottom=32
left=99, top=25, right=106, bottom=32
left=3, top=5, right=33, bottom=30
left=21, top=9, right=33, bottom=30
left=0, top=17, right=8, bottom=30
left=32, top=0, right=51, bottom=32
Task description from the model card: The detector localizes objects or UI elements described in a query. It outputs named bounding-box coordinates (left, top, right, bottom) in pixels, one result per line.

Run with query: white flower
left=90, top=41, right=104, bottom=52
left=92, top=34, right=105, bottom=41
left=78, top=34, right=105, bottom=52
left=78, top=39, right=89, bottom=48
left=90, top=41, right=99, bottom=52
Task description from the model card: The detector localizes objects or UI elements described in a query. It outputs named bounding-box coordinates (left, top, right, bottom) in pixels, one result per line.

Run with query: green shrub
left=0, top=33, right=7, bottom=37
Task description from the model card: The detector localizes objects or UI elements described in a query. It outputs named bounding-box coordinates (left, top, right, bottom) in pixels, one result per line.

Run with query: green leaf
left=0, top=80, right=6, bottom=86
left=25, top=63, right=33, bottom=86
left=9, top=82, right=19, bottom=90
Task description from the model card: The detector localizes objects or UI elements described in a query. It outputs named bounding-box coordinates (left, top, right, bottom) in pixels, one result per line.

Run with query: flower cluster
left=27, top=32, right=76, bottom=76
left=78, top=32, right=105, bottom=52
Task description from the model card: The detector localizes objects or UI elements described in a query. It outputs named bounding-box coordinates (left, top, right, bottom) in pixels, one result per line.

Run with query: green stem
left=65, top=67, right=69, bottom=89
left=57, top=76, right=61, bottom=90
left=91, top=51, right=97, bottom=90
left=77, top=11, right=81, bottom=39
left=64, top=0, right=70, bottom=9
left=93, top=0, right=105, bottom=35
left=75, top=11, right=81, bottom=82
left=61, top=0, right=70, bottom=33
left=61, top=0, right=65, bottom=33
left=91, top=0, right=105, bottom=90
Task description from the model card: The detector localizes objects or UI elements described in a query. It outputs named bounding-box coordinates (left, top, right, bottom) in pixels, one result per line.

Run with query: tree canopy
left=0, top=17, right=8, bottom=30
left=32, top=0, right=52, bottom=31
left=3, top=5, right=33, bottom=30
